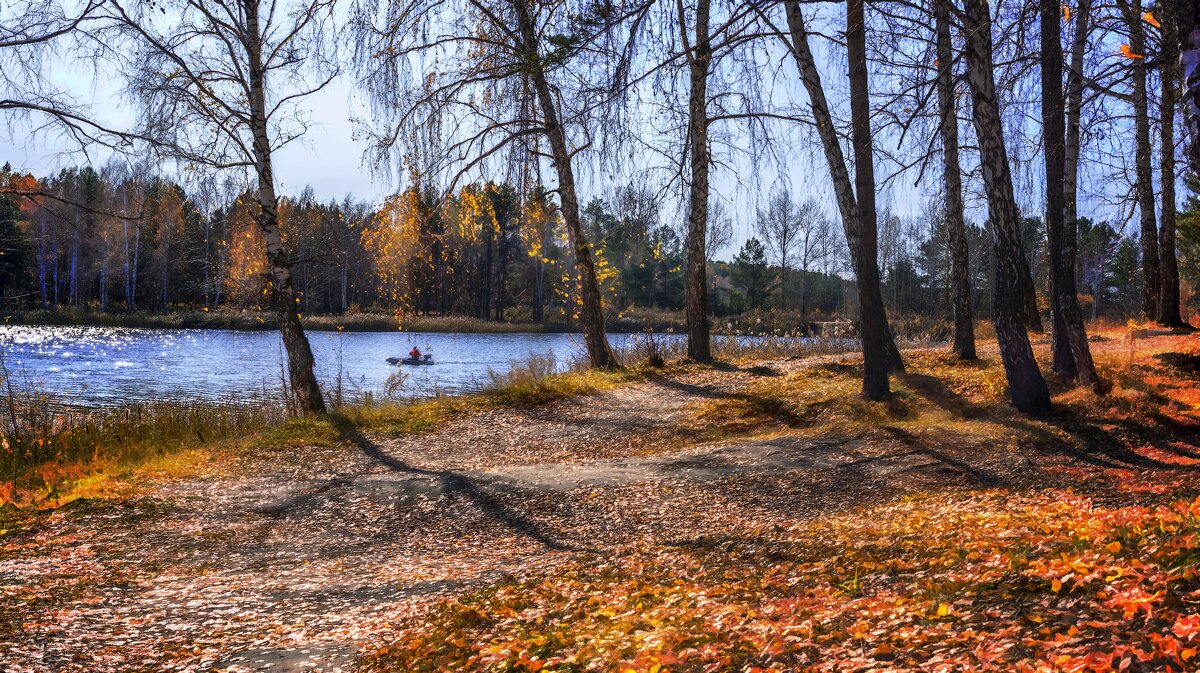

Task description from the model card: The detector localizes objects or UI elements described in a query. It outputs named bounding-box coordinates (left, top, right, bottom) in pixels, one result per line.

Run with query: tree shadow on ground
left=899, top=372, right=1200, bottom=473
left=646, top=373, right=835, bottom=428
left=1153, top=352, right=1200, bottom=375
left=260, top=414, right=582, bottom=552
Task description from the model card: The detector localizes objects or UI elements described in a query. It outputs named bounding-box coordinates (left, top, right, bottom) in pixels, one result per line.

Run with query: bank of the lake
left=2, top=308, right=549, bottom=333
left=0, top=307, right=891, bottom=338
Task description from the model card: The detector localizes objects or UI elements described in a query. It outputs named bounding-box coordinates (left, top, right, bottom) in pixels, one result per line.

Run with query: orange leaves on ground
left=366, top=490, right=1200, bottom=672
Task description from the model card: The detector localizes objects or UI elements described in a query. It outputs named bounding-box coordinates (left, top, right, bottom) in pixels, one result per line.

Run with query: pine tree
left=731, top=238, right=773, bottom=311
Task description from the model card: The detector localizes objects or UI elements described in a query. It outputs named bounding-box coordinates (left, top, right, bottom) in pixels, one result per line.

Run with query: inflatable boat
left=387, top=354, right=434, bottom=366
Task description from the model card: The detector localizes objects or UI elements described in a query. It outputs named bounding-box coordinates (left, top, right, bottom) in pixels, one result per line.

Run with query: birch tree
left=1157, top=0, right=1185, bottom=327
left=933, top=0, right=975, bottom=359
left=1115, top=0, right=1161, bottom=320
left=773, top=0, right=902, bottom=400
left=960, top=0, right=1053, bottom=414
left=108, top=0, right=337, bottom=413
left=1185, top=1, right=1200, bottom=179
left=352, top=0, right=642, bottom=368
left=1042, top=0, right=1101, bottom=392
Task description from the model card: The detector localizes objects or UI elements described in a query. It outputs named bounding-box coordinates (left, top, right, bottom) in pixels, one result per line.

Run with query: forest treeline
left=1, top=163, right=1185, bottom=325
left=2, top=0, right=1199, bottom=414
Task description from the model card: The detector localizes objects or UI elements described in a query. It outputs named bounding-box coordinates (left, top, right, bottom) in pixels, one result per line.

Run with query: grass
left=1, top=321, right=1183, bottom=514
left=0, top=354, right=651, bottom=514
left=0, top=399, right=289, bottom=510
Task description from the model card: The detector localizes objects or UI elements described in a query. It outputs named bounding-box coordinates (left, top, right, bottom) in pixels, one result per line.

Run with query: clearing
left=2, top=330, right=1199, bottom=672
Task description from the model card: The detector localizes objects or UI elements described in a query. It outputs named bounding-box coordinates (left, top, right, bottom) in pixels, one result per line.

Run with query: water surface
left=0, top=325, right=656, bottom=407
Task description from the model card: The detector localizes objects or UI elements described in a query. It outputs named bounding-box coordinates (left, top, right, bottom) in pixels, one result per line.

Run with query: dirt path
left=0, top=361, right=1021, bottom=673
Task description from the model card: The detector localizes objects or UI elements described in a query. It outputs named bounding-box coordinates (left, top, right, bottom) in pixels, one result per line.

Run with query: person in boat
left=409, top=346, right=422, bottom=361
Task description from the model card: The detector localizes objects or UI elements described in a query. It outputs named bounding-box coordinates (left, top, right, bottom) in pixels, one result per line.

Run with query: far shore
left=0, top=308, right=696, bottom=335
left=0, top=309, right=550, bottom=334
left=0, top=307, right=921, bottom=338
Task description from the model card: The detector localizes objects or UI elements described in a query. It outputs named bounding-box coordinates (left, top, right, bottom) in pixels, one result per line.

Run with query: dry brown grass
left=679, top=326, right=1200, bottom=457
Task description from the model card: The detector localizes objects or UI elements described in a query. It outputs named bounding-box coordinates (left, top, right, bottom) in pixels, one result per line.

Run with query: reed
left=0, top=395, right=286, bottom=506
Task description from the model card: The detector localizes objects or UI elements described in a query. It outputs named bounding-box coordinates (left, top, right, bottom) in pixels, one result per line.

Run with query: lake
left=0, top=325, right=673, bottom=407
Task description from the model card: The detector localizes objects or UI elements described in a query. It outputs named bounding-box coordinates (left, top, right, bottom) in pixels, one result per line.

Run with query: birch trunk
left=1126, top=0, right=1161, bottom=320
left=1186, top=5, right=1200, bottom=181
left=962, top=0, right=1053, bottom=415
left=683, top=0, right=713, bottom=362
left=847, top=0, right=905, bottom=373
left=783, top=0, right=893, bottom=399
left=1042, top=0, right=1102, bottom=392
left=1158, top=0, right=1185, bottom=326
left=246, top=0, right=325, bottom=414
left=1064, top=0, right=1089, bottom=308
left=1018, top=254, right=1042, bottom=331
left=935, top=0, right=976, bottom=360
left=515, top=0, right=617, bottom=368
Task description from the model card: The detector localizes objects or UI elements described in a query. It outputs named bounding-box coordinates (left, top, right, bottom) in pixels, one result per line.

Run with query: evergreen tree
left=0, top=188, right=28, bottom=307
left=730, top=237, right=773, bottom=311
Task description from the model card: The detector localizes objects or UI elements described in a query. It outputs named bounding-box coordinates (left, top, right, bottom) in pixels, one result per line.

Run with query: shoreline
left=1, top=309, right=558, bottom=334
left=0, top=308, right=866, bottom=337
left=0, top=309, right=697, bottom=335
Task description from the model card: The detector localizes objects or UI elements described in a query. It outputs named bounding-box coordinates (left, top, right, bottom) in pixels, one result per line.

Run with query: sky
left=0, top=0, right=954, bottom=266
left=2, top=0, right=1145, bottom=264
left=0, top=67, right=884, bottom=261
left=0, top=72, right=389, bottom=203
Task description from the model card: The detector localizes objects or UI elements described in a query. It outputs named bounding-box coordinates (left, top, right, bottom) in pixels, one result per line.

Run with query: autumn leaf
left=1142, top=11, right=1160, bottom=28
left=1120, top=44, right=1145, bottom=59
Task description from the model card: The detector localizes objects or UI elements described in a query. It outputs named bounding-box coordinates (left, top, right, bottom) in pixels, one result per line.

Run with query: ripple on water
left=0, top=324, right=616, bottom=407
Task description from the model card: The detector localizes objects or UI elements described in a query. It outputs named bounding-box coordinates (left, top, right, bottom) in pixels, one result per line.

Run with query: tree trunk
left=515, top=0, right=616, bottom=368
left=935, top=0, right=976, bottom=360
left=1018, top=253, right=1042, bottom=331
left=1064, top=0, right=1089, bottom=321
left=131, top=225, right=139, bottom=311
left=847, top=0, right=904, bottom=374
left=800, top=261, right=809, bottom=317
left=494, top=222, right=509, bottom=321
left=783, top=0, right=892, bottom=399
left=1127, top=0, right=1161, bottom=320
left=962, top=0, right=1053, bottom=415
left=246, top=0, right=325, bottom=414
left=683, top=0, right=713, bottom=362
left=161, top=225, right=170, bottom=310
left=1159, top=0, right=1185, bottom=327
left=1046, top=0, right=1075, bottom=382
left=534, top=257, right=544, bottom=323
left=1185, top=2, right=1200, bottom=181
left=38, top=217, right=48, bottom=308
left=482, top=228, right=493, bottom=319
left=1042, top=0, right=1103, bottom=392
left=779, top=259, right=788, bottom=311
